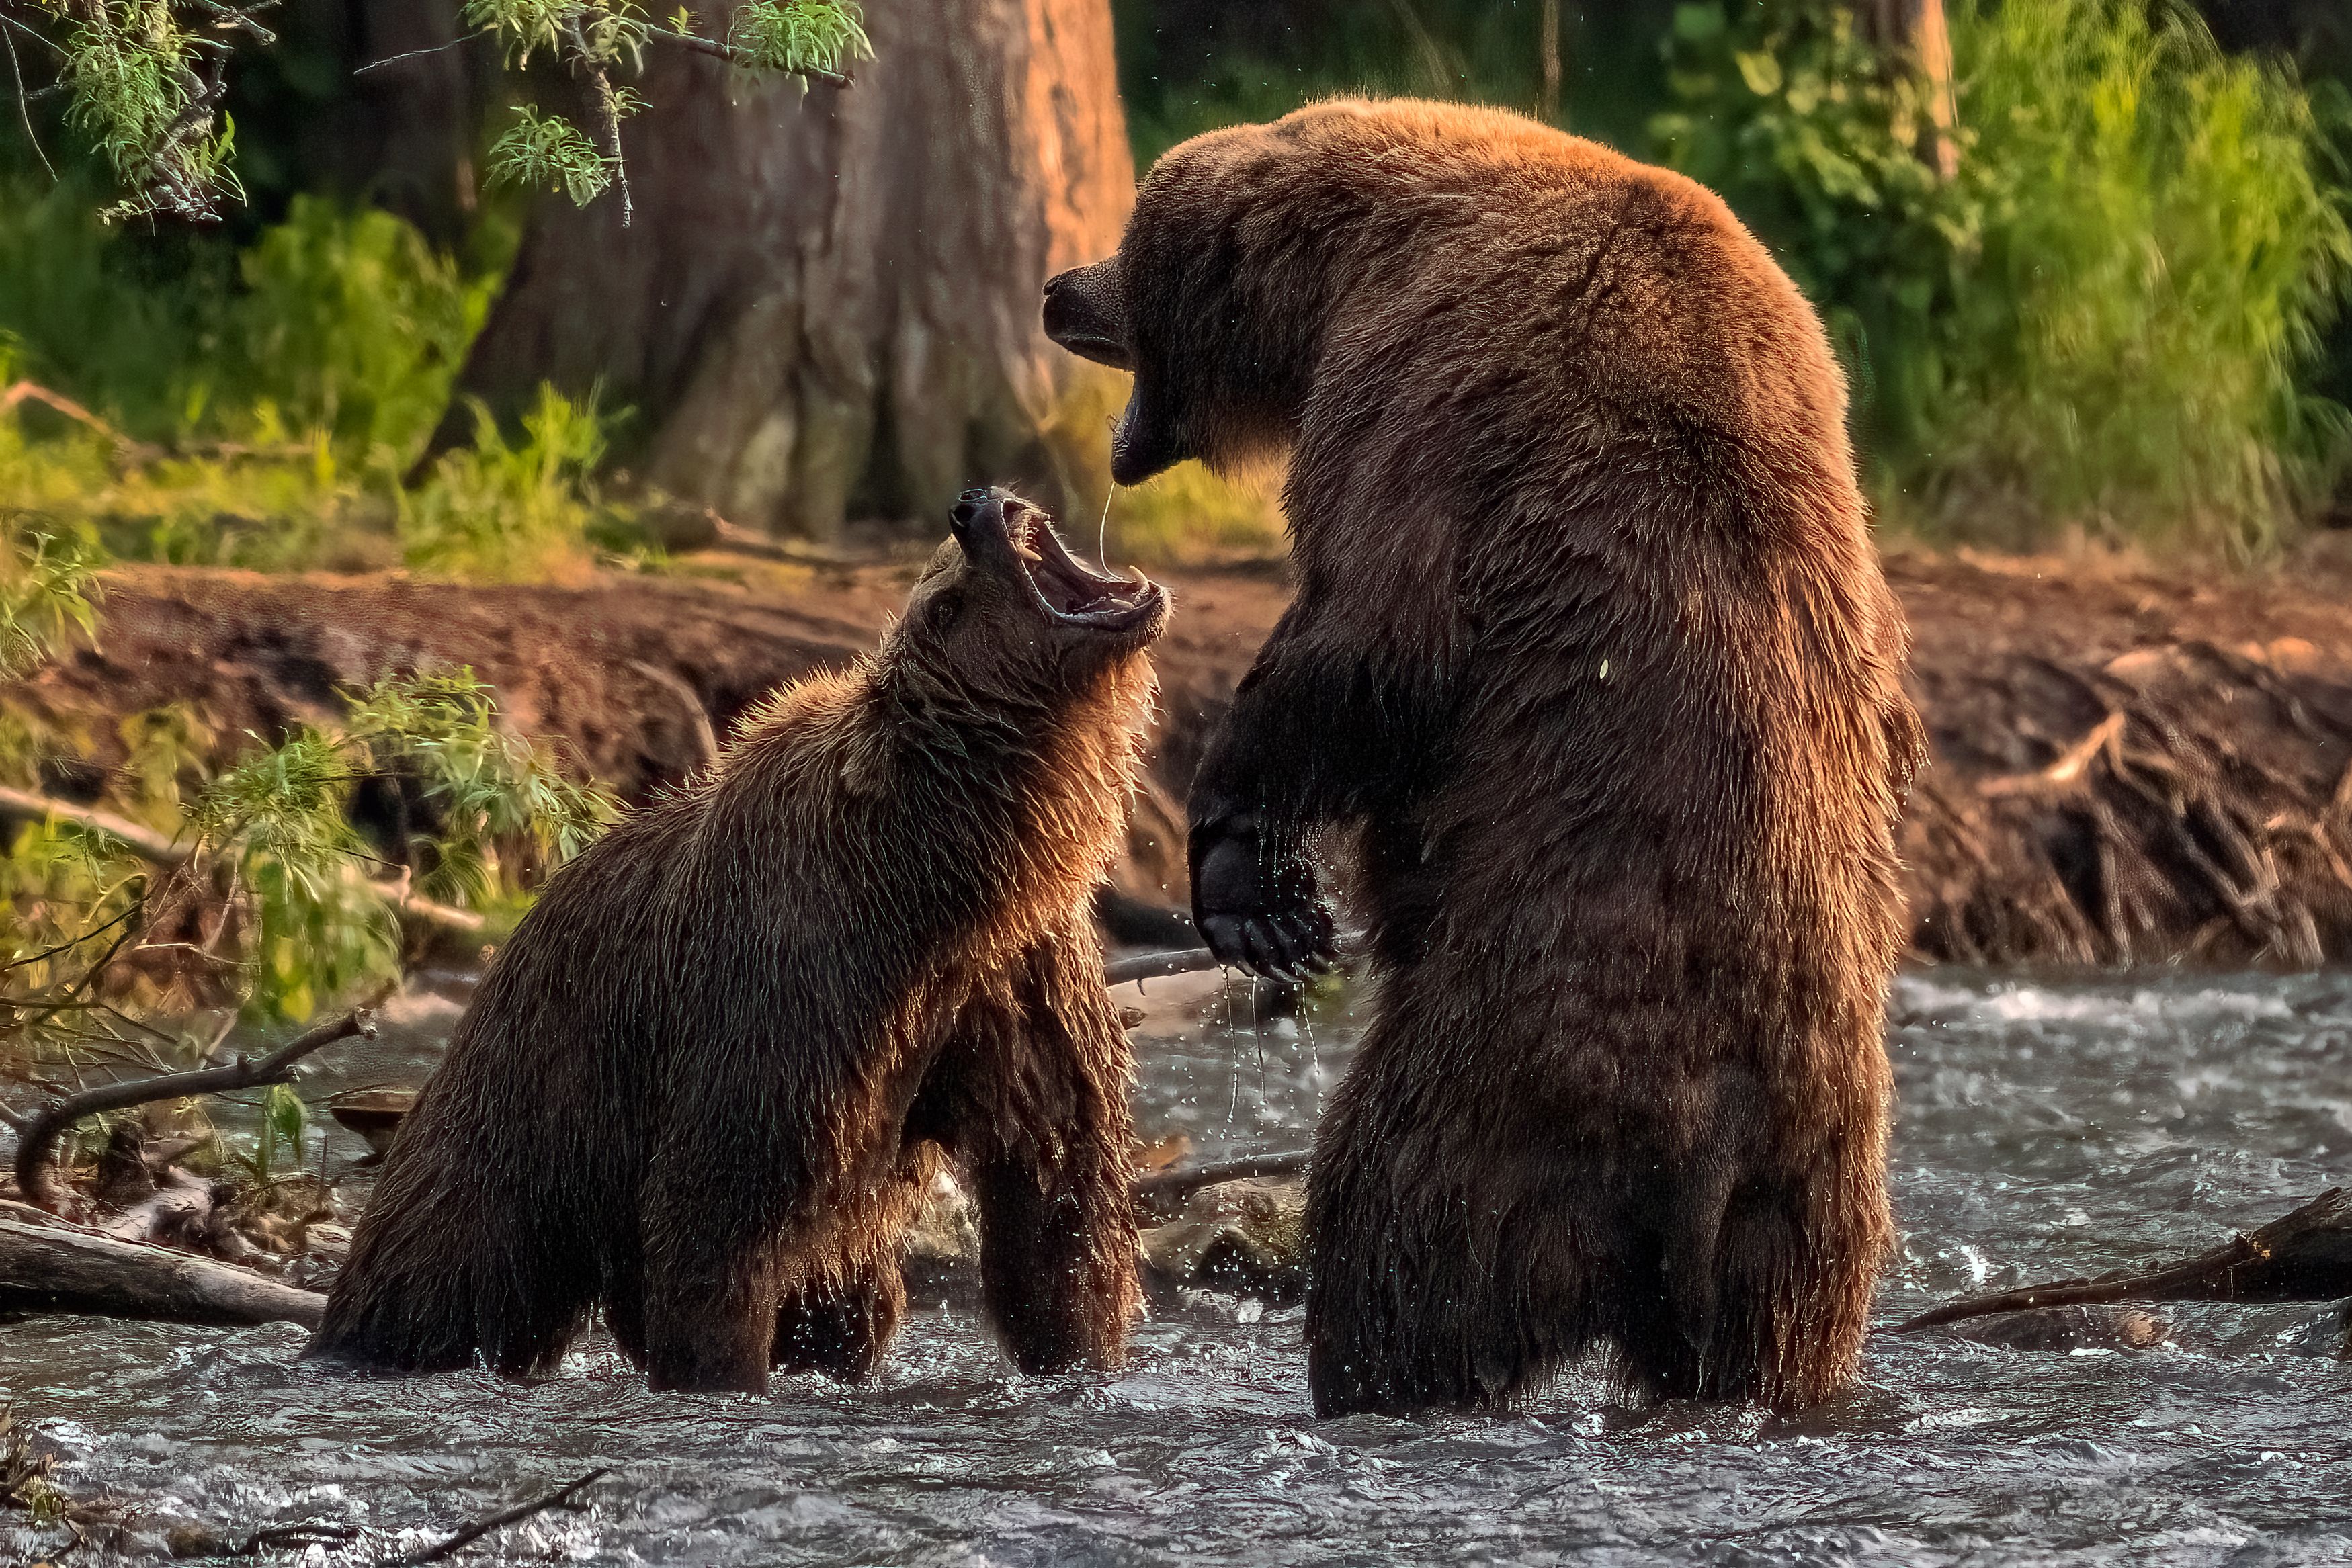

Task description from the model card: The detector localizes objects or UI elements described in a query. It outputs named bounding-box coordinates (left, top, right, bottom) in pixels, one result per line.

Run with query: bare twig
left=13, top=1006, right=380, bottom=1211
left=353, top=34, right=478, bottom=74
left=385, top=1467, right=612, bottom=1565
left=564, top=15, right=631, bottom=228
left=0, top=381, right=167, bottom=462
left=1, top=12, right=55, bottom=181
left=1891, top=1187, right=2352, bottom=1334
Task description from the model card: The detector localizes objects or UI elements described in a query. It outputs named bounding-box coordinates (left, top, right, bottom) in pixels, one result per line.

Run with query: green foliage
left=464, top=0, right=615, bottom=64
left=246, top=1081, right=306, bottom=1182
left=0, top=185, right=493, bottom=457
left=0, top=530, right=101, bottom=679
left=487, top=106, right=619, bottom=206
left=58, top=0, right=245, bottom=220
left=226, top=198, right=497, bottom=455
left=3, top=525, right=618, bottom=1070
left=398, top=386, right=628, bottom=580
left=728, top=0, right=870, bottom=78
left=0, top=189, right=649, bottom=578
left=1652, top=0, right=1962, bottom=447
left=456, top=0, right=868, bottom=205
left=343, top=666, right=618, bottom=894
left=15, top=0, right=869, bottom=220
left=1654, top=0, right=2352, bottom=554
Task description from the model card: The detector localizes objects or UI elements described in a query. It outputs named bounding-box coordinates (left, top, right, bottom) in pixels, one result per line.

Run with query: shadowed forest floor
left=17, top=546, right=2352, bottom=967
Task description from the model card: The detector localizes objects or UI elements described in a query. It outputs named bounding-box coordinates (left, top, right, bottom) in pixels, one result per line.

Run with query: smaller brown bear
left=307, top=490, right=1166, bottom=1394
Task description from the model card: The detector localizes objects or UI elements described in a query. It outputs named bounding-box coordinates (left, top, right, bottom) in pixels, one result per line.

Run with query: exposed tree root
left=1905, top=641, right=2352, bottom=966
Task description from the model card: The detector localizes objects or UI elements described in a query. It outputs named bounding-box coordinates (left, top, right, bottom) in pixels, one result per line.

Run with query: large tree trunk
left=433, top=0, right=1133, bottom=541
left=1857, top=0, right=1958, bottom=179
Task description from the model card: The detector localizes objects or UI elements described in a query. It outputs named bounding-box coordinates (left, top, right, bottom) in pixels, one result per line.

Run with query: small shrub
left=227, top=196, right=497, bottom=458
left=1655, top=0, right=2352, bottom=555
left=398, top=386, right=632, bottom=581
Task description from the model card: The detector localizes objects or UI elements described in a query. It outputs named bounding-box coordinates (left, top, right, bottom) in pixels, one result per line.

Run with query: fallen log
left=1892, top=1187, right=2352, bottom=1334
left=11, top=1007, right=378, bottom=1211
left=0, top=1217, right=324, bottom=1328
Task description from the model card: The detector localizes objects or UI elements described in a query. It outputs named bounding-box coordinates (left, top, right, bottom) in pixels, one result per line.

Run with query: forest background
left=5, top=0, right=2352, bottom=1165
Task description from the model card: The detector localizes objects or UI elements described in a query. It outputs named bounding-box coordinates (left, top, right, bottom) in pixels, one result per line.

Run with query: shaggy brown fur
left=307, top=490, right=1165, bottom=1393
left=1046, top=99, right=1921, bottom=1415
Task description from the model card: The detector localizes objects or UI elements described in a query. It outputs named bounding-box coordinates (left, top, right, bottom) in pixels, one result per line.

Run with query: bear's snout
left=1043, top=261, right=1133, bottom=372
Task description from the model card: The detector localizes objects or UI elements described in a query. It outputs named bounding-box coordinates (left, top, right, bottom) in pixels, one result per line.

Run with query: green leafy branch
left=466, top=0, right=870, bottom=223
left=3, top=0, right=867, bottom=223
left=3, top=529, right=618, bottom=1088
left=36, top=0, right=272, bottom=219
left=0, top=529, right=100, bottom=680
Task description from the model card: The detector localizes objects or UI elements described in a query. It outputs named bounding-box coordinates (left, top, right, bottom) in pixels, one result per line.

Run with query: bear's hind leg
left=772, top=1253, right=908, bottom=1380
left=640, top=1256, right=783, bottom=1393
left=935, top=926, right=1140, bottom=1375
left=1306, top=1044, right=1606, bottom=1416
left=1614, top=1175, right=1886, bottom=1413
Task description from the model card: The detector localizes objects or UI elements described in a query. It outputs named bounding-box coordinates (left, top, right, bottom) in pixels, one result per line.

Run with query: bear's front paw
left=1189, top=816, right=1337, bottom=982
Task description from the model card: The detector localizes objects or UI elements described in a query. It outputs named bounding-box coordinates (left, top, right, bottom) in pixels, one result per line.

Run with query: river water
left=5, top=968, right=2349, bottom=1565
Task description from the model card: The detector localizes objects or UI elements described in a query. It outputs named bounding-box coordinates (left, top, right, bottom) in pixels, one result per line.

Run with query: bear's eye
left=927, top=592, right=963, bottom=631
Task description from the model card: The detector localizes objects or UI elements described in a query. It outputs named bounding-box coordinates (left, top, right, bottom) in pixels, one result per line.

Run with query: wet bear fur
left=308, top=491, right=1164, bottom=1393
left=1044, top=99, right=1922, bottom=1414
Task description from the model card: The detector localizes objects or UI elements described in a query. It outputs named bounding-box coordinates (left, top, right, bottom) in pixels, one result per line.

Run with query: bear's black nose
left=950, top=490, right=997, bottom=539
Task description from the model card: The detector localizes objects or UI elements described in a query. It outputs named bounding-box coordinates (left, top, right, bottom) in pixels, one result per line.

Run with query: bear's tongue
left=1012, top=514, right=1140, bottom=617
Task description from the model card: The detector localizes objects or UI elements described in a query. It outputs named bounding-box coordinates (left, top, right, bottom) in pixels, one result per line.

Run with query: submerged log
left=0, top=1217, right=324, bottom=1329
left=1134, top=1151, right=1310, bottom=1223
left=1894, top=1188, right=2352, bottom=1334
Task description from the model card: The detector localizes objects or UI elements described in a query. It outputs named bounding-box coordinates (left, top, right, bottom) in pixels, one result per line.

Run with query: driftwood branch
left=1892, top=1187, right=2352, bottom=1334
left=1134, top=1150, right=1309, bottom=1223
left=0, top=783, right=192, bottom=865
left=386, top=1467, right=612, bottom=1565
left=12, top=1007, right=378, bottom=1210
left=627, top=659, right=718, bottom=769
left=0, top=1217, right=325, bottom=1327
left=1104, top=947, right=1221, bottom=987
left=0, top=784, right=485, bottom=937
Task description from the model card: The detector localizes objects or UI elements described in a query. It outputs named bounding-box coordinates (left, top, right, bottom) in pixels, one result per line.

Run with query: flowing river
left=4, top=967, right=2349, bottom=1565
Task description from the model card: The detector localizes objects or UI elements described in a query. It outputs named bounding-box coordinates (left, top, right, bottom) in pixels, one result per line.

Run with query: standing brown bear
left=308, top=490, right=1166, bottom=1394
left=1046, top=99, right=1921, bottom=1415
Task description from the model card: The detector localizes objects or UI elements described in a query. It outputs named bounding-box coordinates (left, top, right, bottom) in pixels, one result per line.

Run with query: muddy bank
left=12, top=550, right=2352, bottom=967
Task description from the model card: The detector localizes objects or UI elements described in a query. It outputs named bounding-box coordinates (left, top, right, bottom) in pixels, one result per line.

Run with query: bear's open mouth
left=1003, top=505, right=1163, bottom=634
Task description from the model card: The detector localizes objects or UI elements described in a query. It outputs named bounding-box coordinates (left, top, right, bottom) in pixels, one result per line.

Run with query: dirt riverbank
left=12, top=547, right=2352, bottom=967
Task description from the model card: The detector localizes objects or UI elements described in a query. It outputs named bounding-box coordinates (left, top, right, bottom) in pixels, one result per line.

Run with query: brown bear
left=1044, top=99, right=1921, bottom=1415
left=307, top=489, right=1166, bottom=1394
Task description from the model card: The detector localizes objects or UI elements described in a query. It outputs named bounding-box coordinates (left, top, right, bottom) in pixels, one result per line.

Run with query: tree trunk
left=433, top=0, right=1134, bottom=541
left=1859, top=0, right=1958, bottom=180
